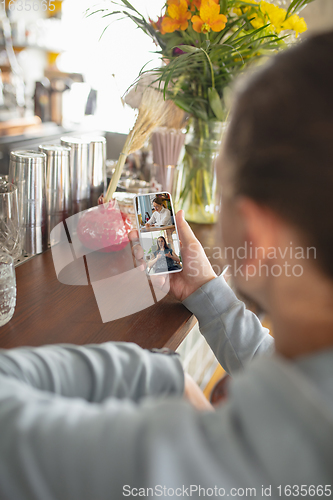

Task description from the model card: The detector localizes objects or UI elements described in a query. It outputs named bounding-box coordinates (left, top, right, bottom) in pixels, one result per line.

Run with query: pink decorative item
left=77, top=201, right=132, bottom=253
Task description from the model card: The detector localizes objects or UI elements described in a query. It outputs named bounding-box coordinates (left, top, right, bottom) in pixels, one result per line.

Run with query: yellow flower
left=260, top=0, right=287, bottom=34
left=282, top=13, right=307, bottom=37
left=247, top=1, right=307, bottom=37
left=255, top=1, right=286, bottom=33
left=192, top=0, right=227, bottom=34
left=161, top=0, right=192, bottom=33
left=233, top=0, right=258, bottom=16
left=250, top=13, right=265, bottom=30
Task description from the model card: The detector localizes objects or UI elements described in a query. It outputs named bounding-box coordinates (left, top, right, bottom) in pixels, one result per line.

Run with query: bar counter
left=0, top=222, right=224, bottom=351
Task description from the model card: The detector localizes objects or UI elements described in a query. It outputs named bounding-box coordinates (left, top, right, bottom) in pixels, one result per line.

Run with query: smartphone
left=133, top=192, right=183, bottom=275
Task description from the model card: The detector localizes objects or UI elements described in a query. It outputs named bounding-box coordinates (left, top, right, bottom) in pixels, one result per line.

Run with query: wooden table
left=0, top=222, right=224, bottom=350
left=139, top=225, right=175, bottom=233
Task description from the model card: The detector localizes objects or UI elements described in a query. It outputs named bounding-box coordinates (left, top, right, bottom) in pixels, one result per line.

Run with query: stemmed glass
left=0, top=252, right=16, bottom=326
left=0, top=182, right=22, bottom=260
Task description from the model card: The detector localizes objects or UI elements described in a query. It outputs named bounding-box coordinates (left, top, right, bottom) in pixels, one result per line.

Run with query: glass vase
left=174, top=118, right=224, bottom=224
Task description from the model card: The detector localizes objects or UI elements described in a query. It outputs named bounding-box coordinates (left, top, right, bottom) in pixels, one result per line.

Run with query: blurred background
left=0, top=0, right=332, bottom=138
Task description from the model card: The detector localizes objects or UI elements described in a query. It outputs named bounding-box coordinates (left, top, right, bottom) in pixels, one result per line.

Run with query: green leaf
left=286, top=0, right=315, bottom=17
left=193, top=108, right=209, bottom=121
left=234, top=24, right=274, bottom=46
left=161, top=55, right=192, bottom=98
left=220, top=0, right=227, bottom=14
left=208, top=87, right=224, bottom=121
left=115, top=0, right=141, bottom=15
left=173, top=99, right=194, bottom=115
left=176, top=45, right=200, bottom=54
left=85, top=8, right=106, bottom=18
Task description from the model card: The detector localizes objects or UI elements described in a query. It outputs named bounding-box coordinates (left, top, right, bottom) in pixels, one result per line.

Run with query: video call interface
left=135, top=193, right=183, bottom=275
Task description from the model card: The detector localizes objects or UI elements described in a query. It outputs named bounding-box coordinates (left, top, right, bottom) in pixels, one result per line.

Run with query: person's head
left=153, top=197, right=164, bottom=212
left=221, top=31, right=333, bottom=315
left=157, top=236, right=169, bottom=250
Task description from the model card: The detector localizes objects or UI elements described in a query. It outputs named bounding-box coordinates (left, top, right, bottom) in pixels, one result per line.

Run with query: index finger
left=175, top=210, right=198, bottom=247
left=128, top=229, right=145, bottom=269
left=128, top=229, right=139, bottom=243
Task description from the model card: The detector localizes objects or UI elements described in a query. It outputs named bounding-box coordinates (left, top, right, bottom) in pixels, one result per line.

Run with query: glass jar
left=174, top=118, right=224, bottom=224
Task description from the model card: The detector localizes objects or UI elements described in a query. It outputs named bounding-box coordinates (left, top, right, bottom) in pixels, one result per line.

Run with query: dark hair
left=153, top=197, right=164, bottom=206
left=224, top=31, right=333, bottom=278
left=156, top=236, right=169, bottom=251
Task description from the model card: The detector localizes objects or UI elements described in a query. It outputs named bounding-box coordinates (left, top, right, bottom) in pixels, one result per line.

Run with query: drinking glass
left=0, top=183, right=22, bottom=260
left=0, top=252, right=16, bottom=326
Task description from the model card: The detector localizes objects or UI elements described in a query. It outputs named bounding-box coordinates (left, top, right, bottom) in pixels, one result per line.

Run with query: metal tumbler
left=9, top=150, right=48, bottom=255
left=60, top=137, right=90, bottom=214
left=88, top=136, right=106, bottom=206
left=39, top=144, right=71, bottom=245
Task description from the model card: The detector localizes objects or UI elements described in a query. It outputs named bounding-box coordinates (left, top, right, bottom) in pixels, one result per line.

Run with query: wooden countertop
left=140, top=225, right=175, bottom=233
left=0, top=222, right=224, bottom=351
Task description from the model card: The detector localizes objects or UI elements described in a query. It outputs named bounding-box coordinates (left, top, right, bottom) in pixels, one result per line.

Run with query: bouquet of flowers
left=91, top=0, right=314, bottom=222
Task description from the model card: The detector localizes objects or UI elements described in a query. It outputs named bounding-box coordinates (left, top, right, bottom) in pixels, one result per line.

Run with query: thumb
left=175, top=210, right=198, bottom=247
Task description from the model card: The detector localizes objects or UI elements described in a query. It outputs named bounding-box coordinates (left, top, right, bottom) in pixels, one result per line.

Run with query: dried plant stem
left=104, top=88, right=174, bottom=203
left=104, top=130, right=134, bottom=202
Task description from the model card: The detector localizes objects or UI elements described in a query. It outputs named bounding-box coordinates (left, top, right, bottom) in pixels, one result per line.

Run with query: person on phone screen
left=148, top=236, right=180, bottom=273
left=145, top=197, right=172, bottom=227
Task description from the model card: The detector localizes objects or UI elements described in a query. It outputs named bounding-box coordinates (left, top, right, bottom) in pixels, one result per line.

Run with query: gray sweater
left=0, top=276, right=332, bottom=499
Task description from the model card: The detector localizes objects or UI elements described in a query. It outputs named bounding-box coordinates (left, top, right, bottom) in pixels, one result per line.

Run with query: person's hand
left=129, top=230, right=146, bottom=271
left=156, top=253, right=163, bottom=260
left=165, top=252, right=172, bottom=258
left=145, top=223, right=151, bottom=228
left=158, top=211, right=217, bottom=301
left=183, top=373, right=214, bottom=412
left=130, top=210, right=217, bottom=301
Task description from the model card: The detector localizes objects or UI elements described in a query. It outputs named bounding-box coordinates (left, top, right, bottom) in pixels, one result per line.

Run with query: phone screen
left=134, top=192, right=183, bottom=275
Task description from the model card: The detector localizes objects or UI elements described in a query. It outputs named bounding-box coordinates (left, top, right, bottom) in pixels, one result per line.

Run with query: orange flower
left=150, top=15, right=164, bottom=32
left=189, top=0, right=218, bottom=12
left=161, top=0, right=192, bottom=33
left=192, top=0, right=227, bottom=33
left=190, top=0, right=202, bottom=11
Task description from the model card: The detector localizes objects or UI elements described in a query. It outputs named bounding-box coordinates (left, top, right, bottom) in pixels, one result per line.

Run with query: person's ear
left=236, top=197, right=279, bottom=266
